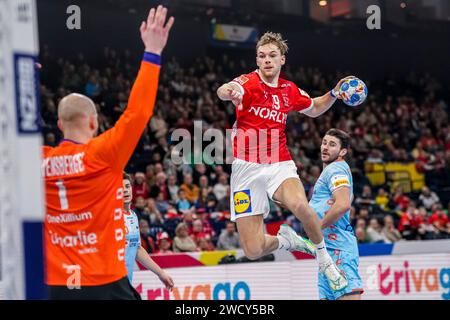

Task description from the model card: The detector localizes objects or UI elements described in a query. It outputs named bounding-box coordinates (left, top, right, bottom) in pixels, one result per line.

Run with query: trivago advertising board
left=132, top=253, right=450, bottom=300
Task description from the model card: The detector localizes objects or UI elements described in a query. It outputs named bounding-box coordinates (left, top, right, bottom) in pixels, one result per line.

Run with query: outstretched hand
left=332, top=75, right=356, bottom=99
left=140, top=5, right=175, bottom=55
left=228, top=88, right=243, bottom=111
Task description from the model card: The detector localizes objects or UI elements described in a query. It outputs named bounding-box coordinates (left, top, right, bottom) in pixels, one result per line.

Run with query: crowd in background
left=39, top=45, right=450, bottom=254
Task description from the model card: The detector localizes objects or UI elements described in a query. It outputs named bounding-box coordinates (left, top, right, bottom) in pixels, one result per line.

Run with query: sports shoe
left=277, top=224, right=316, bottom=256
left=319, top=260, right=348, bottom=291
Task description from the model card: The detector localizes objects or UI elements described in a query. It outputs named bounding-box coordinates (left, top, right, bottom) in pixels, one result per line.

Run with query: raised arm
left=217, top=82, right=244, bottom=110
left=302, top=76, right=355, bottom=118
left=91, top=5, right=174, bottom=170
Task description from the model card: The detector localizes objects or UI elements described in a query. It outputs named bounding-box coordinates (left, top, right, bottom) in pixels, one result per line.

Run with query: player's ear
left=280, top=55, right=286, bottom=66
left=89, top=114, right=99, bottom=135
left=340, top=148, right=348, bottom=158
left=57, top=119, right=64, bottom=132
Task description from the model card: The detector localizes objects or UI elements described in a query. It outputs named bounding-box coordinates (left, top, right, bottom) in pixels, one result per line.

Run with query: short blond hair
left=256, top=32, right=288, bottom=55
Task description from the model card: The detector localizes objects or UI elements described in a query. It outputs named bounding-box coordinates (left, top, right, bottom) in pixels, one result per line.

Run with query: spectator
left=155, top=192, right=169, bottom=214
left=375, top=188, right=391, bottom=212
left=216, top=186, right=231, bottom=212
left=84, top=74, right=100, bottom=97
left=147, top=198, right=164, bottom=225
left=193, top=164, right=208, bottom=185
left=216, top=221, right=240, bottom=250
left=196, top=188, right=217, bottom=213
left=355, top=185, right=376, bottom=212
left=382, top=216, right=402, bottom=242
left=177, top=189, right=194, bottom=214
left=182, top=210, right=195, bottom=231
left=198, top=175, right=213, bottom=193
left=417, top=207, right=441, bottom=240
left=196, top=209, right=215, bottom=239
left=180, top=173, right=200, bottom=203
left=149, top=110, right=168, bottom=139
left=366, top=218, right=390, bottom=243
left=355, top=227, right=367, bottom=244
left=357, top=208, right=370, bottom=221
left=133, top=196, right=147, bottom=220
left=133, top=172, right=149, bottom=200
left=213, top=173, right=229, bottom=201
left=393, top=186, right=411, bottom=212
left=190, top=219, right=207, bottom=244
left=155, top=232, right=173, bottom=254
left=428, top=204, right=450, bottom=238
left=398, top=204, right=420, bottom=240
left=173, top=223, right=198, bottom=252
left=355, top=218, right=367, bottom=232
left=150, top=172, right=169, bottom=199
left=418, top=186, right=440, bottom=210
left=198, top=236, right=215, bottom=251
left=139, top=219, right=156, bottom=253
left=145, top=164, right=156, bottom=187
left=167, top=174, right=180, bottom=202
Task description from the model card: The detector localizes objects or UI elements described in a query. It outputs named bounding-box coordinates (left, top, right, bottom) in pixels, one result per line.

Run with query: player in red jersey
left=42, top=6, right=174, bottom=299
left=217, top=32, right=354, bottom=290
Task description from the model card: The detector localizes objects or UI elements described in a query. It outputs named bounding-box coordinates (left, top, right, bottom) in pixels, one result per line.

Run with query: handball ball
left=339, top=78, right=368, bottom=107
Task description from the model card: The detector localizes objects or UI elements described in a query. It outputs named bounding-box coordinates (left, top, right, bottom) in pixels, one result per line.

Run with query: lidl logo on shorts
left=233, top=190, right=252, bottom=214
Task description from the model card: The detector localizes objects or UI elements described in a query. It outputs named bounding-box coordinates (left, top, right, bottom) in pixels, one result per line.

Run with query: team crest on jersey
left=299, top=89, right=310, bottom=98
left=233, top=189, right=252, bottom=214
left=234, top=75, right=249, bottom=86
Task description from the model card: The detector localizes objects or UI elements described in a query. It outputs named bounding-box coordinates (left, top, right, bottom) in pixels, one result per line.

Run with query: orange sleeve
left=90, top=60, right=161, bottom=170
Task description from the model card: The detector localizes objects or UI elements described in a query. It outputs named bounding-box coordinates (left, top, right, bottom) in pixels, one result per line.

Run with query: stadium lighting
left=319, top=0, right=328, bottom=7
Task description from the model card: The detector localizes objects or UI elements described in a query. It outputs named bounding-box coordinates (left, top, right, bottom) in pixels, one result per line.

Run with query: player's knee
left=291, top=200, right=310, bottom=217
left=242, top=243, right=264, bottom=260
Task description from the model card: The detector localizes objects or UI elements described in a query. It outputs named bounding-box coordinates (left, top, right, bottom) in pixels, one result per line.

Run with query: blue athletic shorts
left=318, top=249, right=364, bottom=300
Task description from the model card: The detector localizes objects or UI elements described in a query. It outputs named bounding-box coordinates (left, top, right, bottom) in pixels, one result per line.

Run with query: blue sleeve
left=327, top=164, right=351, bottom=193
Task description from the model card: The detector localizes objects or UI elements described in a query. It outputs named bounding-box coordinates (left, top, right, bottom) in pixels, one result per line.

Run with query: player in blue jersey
left=123, top=172, right=174, bottom=295
left=309, top=129, right=363, bottom=299
left=285, top=129, right=363, bottom=299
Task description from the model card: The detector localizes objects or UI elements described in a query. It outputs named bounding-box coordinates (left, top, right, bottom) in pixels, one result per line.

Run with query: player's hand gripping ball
left=339, top=78, right=368, bottom=107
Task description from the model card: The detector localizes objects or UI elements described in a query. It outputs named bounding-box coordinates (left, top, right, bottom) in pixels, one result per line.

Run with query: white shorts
left=230, top=158, right=300, bottom=221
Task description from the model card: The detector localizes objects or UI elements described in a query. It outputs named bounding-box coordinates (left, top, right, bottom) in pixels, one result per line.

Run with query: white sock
left=314, top=239, right=331, bottom=264
left=277, top=235, right=290, bottom=250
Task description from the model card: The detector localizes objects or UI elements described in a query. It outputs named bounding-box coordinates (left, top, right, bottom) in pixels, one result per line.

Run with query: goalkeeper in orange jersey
left=42, top=5, right=174, bottom=299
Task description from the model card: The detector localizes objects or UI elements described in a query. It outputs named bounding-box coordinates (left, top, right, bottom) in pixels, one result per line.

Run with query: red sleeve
left=230, top=74, right=252, bottom=107
left=291, top=84, right=314, bottom=113
left=88, top=61, right=160, bottom=171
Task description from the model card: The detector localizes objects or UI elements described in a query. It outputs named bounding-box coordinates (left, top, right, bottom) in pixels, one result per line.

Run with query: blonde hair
left=175, top=222, right=188, bottom=237
left=256, top=32, right=288, bottom=55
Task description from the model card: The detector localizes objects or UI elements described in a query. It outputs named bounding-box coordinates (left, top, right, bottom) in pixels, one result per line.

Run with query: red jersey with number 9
left=231, top=70, right=313, bottom=164
left=42, top=61, right=160, bottom=286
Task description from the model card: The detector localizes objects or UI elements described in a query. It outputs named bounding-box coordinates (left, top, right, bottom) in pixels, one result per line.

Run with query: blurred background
left=4, top=0, right=450, bottom=300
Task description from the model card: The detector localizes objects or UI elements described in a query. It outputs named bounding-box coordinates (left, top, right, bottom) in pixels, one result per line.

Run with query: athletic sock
left=314, top=239, right=331, bottom=264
